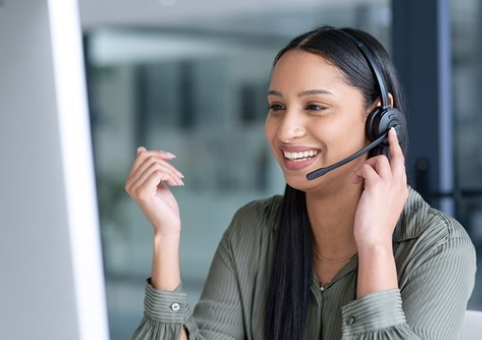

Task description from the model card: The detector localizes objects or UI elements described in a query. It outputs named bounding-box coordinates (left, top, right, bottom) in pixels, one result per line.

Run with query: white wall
left=0, top=0, right=108, bottom=339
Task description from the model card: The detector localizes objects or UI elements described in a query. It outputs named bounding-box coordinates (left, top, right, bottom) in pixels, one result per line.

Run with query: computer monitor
left=0, top=1, right=109, bottom=339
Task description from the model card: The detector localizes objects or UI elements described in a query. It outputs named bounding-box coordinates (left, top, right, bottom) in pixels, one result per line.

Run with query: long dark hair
left=265, top=26, right=408, bottom=340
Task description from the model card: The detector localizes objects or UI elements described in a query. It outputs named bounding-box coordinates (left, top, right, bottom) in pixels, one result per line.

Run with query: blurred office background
left=77, top=0, right=482, bottom=338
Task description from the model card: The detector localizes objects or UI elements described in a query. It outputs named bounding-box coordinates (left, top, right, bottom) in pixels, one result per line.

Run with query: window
left=83, top=1, right=391, bottom=337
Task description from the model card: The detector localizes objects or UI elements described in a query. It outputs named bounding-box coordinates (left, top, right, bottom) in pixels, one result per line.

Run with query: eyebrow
left=267, top=89, right=334, bottom=97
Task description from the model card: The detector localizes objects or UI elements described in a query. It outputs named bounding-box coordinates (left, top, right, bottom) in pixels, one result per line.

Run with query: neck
left=306, top=181, right=362, bottom=257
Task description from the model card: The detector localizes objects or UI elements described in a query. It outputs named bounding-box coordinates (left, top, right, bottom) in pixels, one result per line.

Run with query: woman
left=126, top=26, right=476, bottom=339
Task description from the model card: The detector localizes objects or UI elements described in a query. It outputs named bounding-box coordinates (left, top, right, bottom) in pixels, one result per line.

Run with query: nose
left=277, top=112, right=306, bottom=143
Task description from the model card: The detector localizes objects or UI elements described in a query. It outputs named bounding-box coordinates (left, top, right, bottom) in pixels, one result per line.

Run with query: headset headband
left=339, top=30, right=390, bottom=109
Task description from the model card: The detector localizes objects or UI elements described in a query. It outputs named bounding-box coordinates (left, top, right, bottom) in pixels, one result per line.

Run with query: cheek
left=264, top=117, right=277, bottom=143
left=264, top=118, right=282, bottom=159
left=314, top=116, right=366, bottom=152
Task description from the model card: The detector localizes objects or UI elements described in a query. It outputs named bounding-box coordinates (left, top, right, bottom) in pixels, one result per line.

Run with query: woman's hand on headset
left=352, top=127, right=408, bottom=250
left=351, top=127, right=408, bottom=297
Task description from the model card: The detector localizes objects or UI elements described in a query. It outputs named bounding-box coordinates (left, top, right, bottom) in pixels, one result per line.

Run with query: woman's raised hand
left=352, top=128, right=409, bottom=248
left=125, top=147, right=185, bottom=236
left=352, top=127, right=408, bottom=298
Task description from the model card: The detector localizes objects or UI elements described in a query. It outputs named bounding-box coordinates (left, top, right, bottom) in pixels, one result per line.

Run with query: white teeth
left=284, top=150, right=318, bottom=160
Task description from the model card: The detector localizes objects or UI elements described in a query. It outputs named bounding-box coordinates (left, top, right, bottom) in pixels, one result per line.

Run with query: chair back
left=461, top=310, right=482, bottom=340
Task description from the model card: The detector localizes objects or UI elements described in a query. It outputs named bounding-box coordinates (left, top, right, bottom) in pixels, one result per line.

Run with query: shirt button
left=170, top=302, right=181, bottom=312
left=346, top=316, right=355, bottom=325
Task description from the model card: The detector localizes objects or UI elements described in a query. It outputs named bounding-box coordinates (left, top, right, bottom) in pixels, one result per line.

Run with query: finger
left=132, top=154, right=184, bottom=182
left=354, top=163, right=380, bottom=184
left=129, top=162, right=184, bottom=195
left=133, top=170, right=179, bottom=203
left=354, top=155, right=390, bottom=177
left=352, top=156, right=379, bottom=184
left=127, top=153, right=184, bottom=190
left=138, top=147, right=176, bottom=159
left=129, top=148, right=177, bottom=177
left=143, top=169, right=181, bottom=189
left=139, top=162, right=184, bottom=187
left=388, top=128, right=407, bottom=182
left=126, top=158, right=184, bottom=194
left=144, top=170, right=178, bottom=190
left=373, top=155, right=392, bottom=180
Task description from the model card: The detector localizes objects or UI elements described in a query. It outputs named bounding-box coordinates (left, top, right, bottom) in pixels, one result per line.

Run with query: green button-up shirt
left=132, top=188, right=476, bottom=339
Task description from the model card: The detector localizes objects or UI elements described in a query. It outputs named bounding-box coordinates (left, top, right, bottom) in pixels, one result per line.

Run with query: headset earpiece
left=366, top=107, right=406, bottom=144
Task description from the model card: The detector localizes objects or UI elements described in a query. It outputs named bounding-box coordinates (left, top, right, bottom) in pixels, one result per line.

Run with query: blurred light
left=47, top=0, right=109, bottom=339
left=158, top=0, right=178, bottom=7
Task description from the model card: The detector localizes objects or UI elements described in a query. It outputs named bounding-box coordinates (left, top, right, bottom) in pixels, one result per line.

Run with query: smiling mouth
left=283, top=150, right=319, bottom=161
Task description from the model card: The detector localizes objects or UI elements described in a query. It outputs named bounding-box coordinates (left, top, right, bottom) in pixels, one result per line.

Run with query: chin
left=283, top=172, right=313, bottom=191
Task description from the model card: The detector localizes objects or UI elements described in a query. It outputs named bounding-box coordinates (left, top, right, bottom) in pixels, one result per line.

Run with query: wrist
left=357, top=241, right=393, bottom=257
left=151, top=232, right=181, bottom=291
left=357, top=243, right=397, bottom=298
left=153, top=229, right=181, bottom=243
left=355, top=225, right=394, bottom=251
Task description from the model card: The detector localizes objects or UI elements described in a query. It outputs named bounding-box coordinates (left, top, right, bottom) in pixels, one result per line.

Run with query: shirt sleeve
left=131, top=229, right=245, bottom=340
left=130, top=281, right=190, bottom=340
left=341, top=289, right=407, bottom=335
left=340, top=230, right=476, bottom=339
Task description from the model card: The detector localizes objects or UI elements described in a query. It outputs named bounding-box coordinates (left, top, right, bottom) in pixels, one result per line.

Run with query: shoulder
left=225, top=195, right=283, bottom=238
left=232, top=195, right=283, bottom=222
left=395, top=187, right=474, bottom=251
left=217, top=195, right=283, bottom=258
left=395, top=188, right=476, bottom=310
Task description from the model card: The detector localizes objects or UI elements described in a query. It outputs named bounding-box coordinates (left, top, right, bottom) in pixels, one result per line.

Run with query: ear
left=374, top=92, right=395, bottom=108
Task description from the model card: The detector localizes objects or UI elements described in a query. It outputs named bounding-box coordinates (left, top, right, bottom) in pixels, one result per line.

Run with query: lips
left=283, top=149, right=318, bottom=161
left=280, top=147, right=320, bottom=171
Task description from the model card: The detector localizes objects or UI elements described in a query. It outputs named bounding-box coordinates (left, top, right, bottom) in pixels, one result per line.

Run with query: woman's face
left=265, top=49, right=371, bottom=190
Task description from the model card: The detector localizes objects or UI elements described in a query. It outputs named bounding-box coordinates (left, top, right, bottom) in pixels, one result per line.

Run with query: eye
left=306, top=103, right=328, bottom=111
left=268, top=103, right=285, bottom=112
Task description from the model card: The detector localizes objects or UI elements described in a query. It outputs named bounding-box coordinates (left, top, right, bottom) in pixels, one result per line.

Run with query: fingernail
left=137, top=146, right=145, bottom=154
left=162, top=151, right=176, bottom=158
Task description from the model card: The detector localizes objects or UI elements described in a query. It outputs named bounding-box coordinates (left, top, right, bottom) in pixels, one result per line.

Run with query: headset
left=306, top=29, right=407, bottom=180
